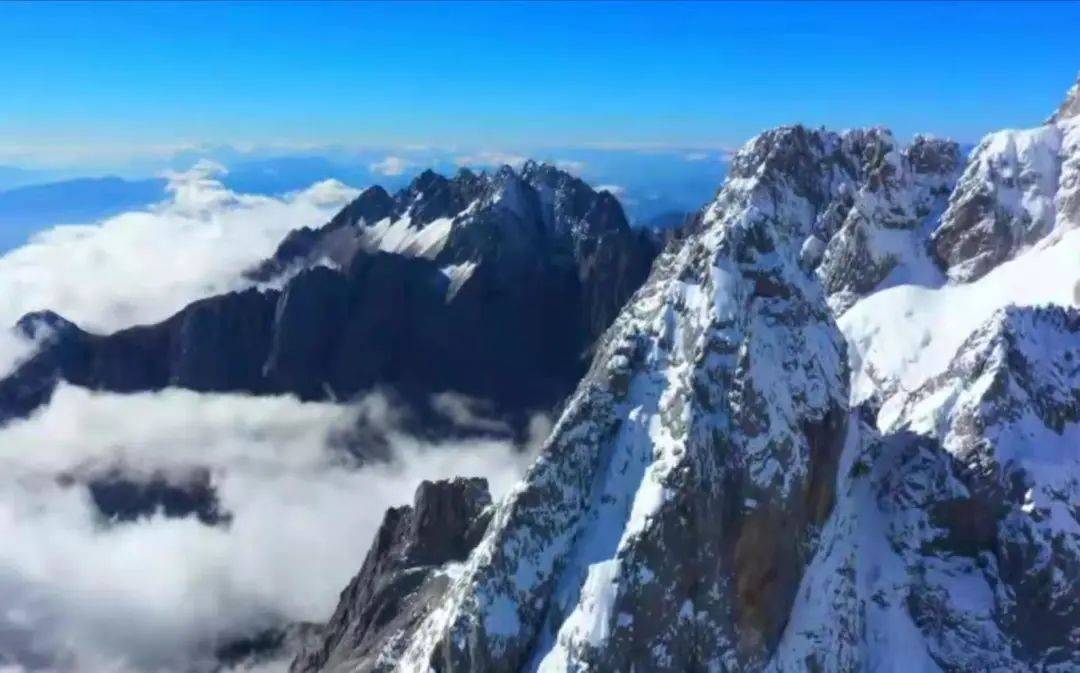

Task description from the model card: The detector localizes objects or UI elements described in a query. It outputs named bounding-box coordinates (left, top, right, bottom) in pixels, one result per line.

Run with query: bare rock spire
left=1048, top=71, right=1080, bottom=123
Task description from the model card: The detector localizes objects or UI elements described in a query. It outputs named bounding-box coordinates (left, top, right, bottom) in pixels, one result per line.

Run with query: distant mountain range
left=0, top=176, right=167, bottom=251
left=0, top=150, right=729, bottom=253
left=1, top=162, right=658, bottom=433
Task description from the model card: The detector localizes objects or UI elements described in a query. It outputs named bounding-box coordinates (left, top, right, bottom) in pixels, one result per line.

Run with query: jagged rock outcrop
left=776, top=306, right=1080, bottom=671
left=292, top=478, right=494, bottom=673
left=0, top=164, right=657, bottom=424
left=885, top=306, right=1080, bottom=668
left=81, top=466, right=229, bottom=526
left=247, top=162, right=657, bottom=344
left=813, top=132, right=962, bottom=313
left=1048, top=73, right=1080, bottom=124
left=215, top=622, right=324, bottom=672
left=931, top=74, right=1080, bottom=282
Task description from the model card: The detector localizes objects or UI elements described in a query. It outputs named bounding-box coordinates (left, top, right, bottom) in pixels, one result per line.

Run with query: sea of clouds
left=0, top=160, right=356, bottom=335
left=0, top=167, right=545, bottom=672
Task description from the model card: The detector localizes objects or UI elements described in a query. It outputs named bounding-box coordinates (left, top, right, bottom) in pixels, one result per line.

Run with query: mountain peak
left=1049, top=71, right=1080, bottom=124
left=907, top=134, right=963, bottom=175
left=15, top=309, right=79, bottom=339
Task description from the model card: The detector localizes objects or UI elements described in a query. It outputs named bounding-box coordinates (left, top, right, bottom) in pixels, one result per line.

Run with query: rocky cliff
left=293, top=74, right=1080, bottom=672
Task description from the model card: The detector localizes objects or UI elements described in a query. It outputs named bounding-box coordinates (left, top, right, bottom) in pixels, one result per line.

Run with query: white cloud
left=0, top=163, right=551, bottom=672
left=369, top=155, right=412, bottom=176
left=0, top=384, right=541, bottom=672
left=453, top=151, right=528, bottom=170
left=554, top=159, right=586, bottom=174
left=683, top=152, right=710, bottom=161
left=0, top=161, right=358, bottom=334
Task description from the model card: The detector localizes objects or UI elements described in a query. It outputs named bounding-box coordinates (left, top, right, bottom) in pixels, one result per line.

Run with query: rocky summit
left=284, top=75, right=1080, bottom=672
left=932, top=73, right=1080, bottom=283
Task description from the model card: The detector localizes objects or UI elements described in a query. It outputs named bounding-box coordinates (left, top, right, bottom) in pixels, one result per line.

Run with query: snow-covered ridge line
left=931, top=107, right=1080, bottom=283
left=363, top=120, right=875, bottom=672
left=247, top=160, right=654, bottom=286
left=295, top=73, right=1080, bottom=673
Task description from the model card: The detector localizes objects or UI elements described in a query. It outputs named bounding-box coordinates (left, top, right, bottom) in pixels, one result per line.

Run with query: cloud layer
left=0, top=160, right=357, bottom=334
left=0, top=385, right=539, bottom=672
left=0, top=166, right=546, bottom=672
left=369, top=155, right=413, bottom=176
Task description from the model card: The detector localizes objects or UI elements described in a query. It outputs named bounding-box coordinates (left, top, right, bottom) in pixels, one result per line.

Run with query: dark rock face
left=83, top=466, right=229, bottom=526
left=0, top=164, right=658, bottom=424
left=215, top=622, right=324, bottom=672
left=0, top=291, right=278, bottom=423
left=291, top=478, right=492, bottom=673
left=247, top=185, right=396, bottom=282
left=720, top=314, right=1080, bottom=672
left=810, top=131, right=962, bottom=313
left=779, top=306, right=1080, bottom=671
left=887, top=306, right=1080, bottom=667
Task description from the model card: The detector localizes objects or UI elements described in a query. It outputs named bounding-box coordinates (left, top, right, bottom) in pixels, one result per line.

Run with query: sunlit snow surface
left=841, top=227, right=1080, bottom=411
left=361, top=214, right=455, bottom=259
left=365, top=104, right=1080, bottom=672
left=781, top=114, right=1080, bottom=672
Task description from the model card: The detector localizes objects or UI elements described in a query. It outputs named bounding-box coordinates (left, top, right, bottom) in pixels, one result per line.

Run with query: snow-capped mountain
left=290, top=75, right=1080, bottom=672
left=0, top=163, right=656, bottom=427
left=812, top=131, right=962, bottom=313
left=931, top=80, right=1080, bottom=283
left=777, top=305, right=1080, bottom=672
left=295, top=119, right=860, bottom=673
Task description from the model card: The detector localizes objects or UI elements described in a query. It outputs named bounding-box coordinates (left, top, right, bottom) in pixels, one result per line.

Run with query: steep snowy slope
left=777, top=306, right=1080, bottom=672
left=296, top=75, right=1080, bottom=673
left=298, top=124, right=889, bottom=672
left=777, top=73, right=1080, bottom=673
left=842, top=74, right=1080, bottom=412
left=841, top=226, right=1080, bottom=410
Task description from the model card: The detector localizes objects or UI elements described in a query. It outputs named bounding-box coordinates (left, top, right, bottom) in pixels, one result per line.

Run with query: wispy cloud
left=595, top=183, right=635, bottom=206
left=0, top=384, right=543, bottom=672
left=0, top=142, right=210, bottom=169
left=580, top=141, right=737, bottom=155
left=369, top=155, right=413, bottom=176
left=554, top=159, right=587, bottom=174
left=453, top=151, right=528, bottom=169
left=0, top=161, right=357, bottom=334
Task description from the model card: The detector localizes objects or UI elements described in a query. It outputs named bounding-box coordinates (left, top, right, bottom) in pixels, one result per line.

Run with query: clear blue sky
left=1, top=1, right=1077, bottom=162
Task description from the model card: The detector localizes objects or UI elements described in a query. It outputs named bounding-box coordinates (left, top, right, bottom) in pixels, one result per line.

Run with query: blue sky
left=0, top=1, right=1077, bottom=166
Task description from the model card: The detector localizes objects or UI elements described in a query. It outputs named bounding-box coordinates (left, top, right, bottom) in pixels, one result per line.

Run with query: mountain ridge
left=286, top=74, right=1080, bottom=673
left=0, top=163, right=658, bottom=428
